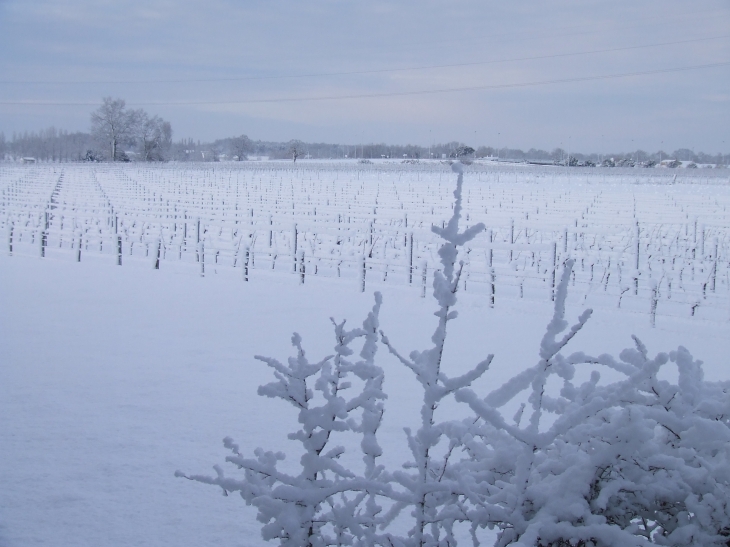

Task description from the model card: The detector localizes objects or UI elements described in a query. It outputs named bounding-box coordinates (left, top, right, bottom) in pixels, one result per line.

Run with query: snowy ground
left=2, top=162, right=729, bottom=545
left=3, top=162, right=729, bottom=324
left=2, top=243, right=729, bottom=546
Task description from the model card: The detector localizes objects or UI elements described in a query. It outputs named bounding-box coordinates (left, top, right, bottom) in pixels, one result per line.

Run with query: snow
left=0, top=256, right=727, bottom=545
left=3, top=162, right=729, bottom=324
left=1, top=162, right=729, bottom=546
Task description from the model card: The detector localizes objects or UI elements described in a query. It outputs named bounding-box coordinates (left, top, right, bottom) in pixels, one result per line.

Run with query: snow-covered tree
left=137, top=113, right=172, bottom=161
left=230, top=134, right=252, bottom=161
left=288, top=140, right=304, bottom=162
left=451, top=146, right=475, bottom=158
left=90, top=97, right=139, bottom=161
left=90, top=97, right=172, bottom=161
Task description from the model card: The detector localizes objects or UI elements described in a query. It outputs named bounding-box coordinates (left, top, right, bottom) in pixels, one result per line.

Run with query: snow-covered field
left=3, top=162, right=729, bottom=323
left=1, top=162, right=729, bottom=546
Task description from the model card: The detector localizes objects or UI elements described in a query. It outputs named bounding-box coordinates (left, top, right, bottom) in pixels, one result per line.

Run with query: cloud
left=702, top=93, right=730, bottom=103
left=0, top=0, right=728, bottom=151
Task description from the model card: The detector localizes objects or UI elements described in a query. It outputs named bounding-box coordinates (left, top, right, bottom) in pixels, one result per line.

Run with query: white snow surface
left=1, top=251, right=728, bottom=546
left=1, top=162, right=730, bottom=546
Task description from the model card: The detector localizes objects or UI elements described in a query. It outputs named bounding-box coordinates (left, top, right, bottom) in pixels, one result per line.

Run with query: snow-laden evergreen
left=178, top=163, right=730, bottom=546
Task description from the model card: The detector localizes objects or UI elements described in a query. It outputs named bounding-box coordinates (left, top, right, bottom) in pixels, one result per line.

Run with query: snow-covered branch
left=179, top=164, right=730, bottom=547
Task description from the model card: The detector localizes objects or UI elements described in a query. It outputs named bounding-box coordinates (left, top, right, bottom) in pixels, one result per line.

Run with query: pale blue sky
left=0, top=0, right=728, bottom=152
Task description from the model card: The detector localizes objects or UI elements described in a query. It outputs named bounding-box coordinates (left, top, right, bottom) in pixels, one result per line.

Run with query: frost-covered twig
left=379, top=162, right=490, bottom=546
left=178, top=295, right=397, bottom=547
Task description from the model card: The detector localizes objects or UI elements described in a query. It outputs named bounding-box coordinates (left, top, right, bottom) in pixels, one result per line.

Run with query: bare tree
left=208, top=142, right=222, bottom=162
left=230, top=134, right=252, bottom=161
left=288, top=139, right=304, bottom=162
left=138, top=112, right=172, bottom=161
left=90, top=97, right=140, bottom=161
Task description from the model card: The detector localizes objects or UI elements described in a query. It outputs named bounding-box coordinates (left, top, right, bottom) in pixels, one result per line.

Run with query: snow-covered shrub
left=177, top=295, right=388, bottom=547
left=375, top=162, right=492, bottom=545
left=452, top=262, right=730, bottom=547
left=178, top=163, right=730, bottom=547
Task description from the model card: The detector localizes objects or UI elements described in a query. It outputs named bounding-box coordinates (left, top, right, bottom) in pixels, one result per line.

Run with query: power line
left=0, top=34, right=727, bottom=86
left=1, top=61, right=727, bottom=107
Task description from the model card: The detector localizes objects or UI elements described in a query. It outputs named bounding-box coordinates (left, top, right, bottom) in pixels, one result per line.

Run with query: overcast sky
left=0, top=0, right=728, bottom=153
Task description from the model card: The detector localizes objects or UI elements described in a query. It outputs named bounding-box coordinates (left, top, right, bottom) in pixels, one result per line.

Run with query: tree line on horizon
left=0, top=97, right=726, bottom=166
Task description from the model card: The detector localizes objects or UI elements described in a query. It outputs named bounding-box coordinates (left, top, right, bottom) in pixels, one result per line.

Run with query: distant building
left=21, top=157, right=36, bottom=164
